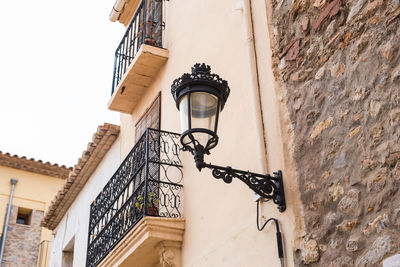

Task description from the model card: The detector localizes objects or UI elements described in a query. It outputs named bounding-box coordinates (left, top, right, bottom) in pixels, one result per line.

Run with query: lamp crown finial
left=192, top=63, right=211, bottom=74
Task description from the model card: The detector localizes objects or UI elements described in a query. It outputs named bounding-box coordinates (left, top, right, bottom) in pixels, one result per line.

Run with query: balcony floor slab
left=108, top=44, right=168, bottom=114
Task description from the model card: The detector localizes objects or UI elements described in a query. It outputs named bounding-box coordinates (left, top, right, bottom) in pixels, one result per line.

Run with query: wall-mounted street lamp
left=171, top=63, right=286, bottom=212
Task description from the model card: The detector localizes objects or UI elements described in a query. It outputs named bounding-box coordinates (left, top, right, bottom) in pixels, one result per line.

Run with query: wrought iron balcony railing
left=111, top=0, right=163, bottom=95
left=86, top=129, right=182, bottom=267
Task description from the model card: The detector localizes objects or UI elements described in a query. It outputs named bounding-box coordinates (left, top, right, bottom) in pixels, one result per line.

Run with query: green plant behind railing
left=135, top=191, right=159, bottom=215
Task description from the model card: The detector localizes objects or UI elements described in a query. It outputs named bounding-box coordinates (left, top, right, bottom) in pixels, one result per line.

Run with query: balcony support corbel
left=156, top=241, right=182, bottom=267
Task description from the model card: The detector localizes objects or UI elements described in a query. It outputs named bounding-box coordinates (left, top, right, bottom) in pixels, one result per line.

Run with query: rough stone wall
left=1, top=206, right=43, bottom=266
left=267, top=0, right=400, bottom=265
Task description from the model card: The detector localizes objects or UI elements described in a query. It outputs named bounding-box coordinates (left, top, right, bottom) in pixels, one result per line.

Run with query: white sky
left=0, top=0, right=125, bottom=167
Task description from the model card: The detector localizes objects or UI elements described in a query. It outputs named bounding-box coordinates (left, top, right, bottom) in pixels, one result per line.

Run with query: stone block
left=312, top=0, right=341, bottom=30
left=349, top=126, right=361, bottom=138
left=337, top=188, right=360, bottom=214
left=362, top=214, right=389, bottom=235
left=300, top=16, right=309, bottom=32
left=389, top=108, right=400, bottom=127
left=357, top=235, right=391, bottom=266
left=386, top=152, right=400, bottom=167
left=330, top=62, right=345, bottom=78
left=329, top=183, right=344, bottom=201
left=369, top=100, right=382, bottom=117
left=333, top=151, right=346, bottom=169
left=347, top=0, right=367, bottom=22
left=366, top=168, right=387, bottom=193
left=313, top=0, right=326, bottom=8
left=310, top=117, right=334, bottom=141
left=392, top=65, right=400, bottom=82
left=365, top=0, right=384, bottom=16
left=285, top=40, right=301, bottom=61
left=315, top=65, right=326, bottom=80
left=370, top=126, right=384, bottom=147
left=379, top=40, right=394, bottom=61
left=346, top=236, right=361, bottom=252
left=336, top=219, right=359, bottom=232
left=351, top=87, right=368, bottom=101
left=301, top=239, right=320, bottom=264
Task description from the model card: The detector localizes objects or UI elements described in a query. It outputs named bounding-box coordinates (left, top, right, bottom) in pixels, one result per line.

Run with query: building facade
left=44, top=0, right=400, bottom=266
left=0, top=151, right=69, bottom=266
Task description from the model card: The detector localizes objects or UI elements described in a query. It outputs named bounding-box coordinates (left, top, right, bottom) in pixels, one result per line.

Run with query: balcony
left=86, top=129, right=184, bottom=267
left=108, top=0, right=168, bottom=114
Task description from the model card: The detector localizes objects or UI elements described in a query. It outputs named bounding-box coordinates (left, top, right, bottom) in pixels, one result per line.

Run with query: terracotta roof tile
left=0, top=151, right=71, bottom=179
left=41, top=123, right=120, bottom=230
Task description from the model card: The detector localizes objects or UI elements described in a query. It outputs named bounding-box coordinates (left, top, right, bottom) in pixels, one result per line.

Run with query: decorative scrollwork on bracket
left=207, top=165, right=286, bottom=212
left=211, top=168, right=234, bottom=183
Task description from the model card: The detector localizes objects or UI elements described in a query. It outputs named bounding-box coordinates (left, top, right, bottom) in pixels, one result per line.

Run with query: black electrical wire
left=256, top=199, right=284, bottom=267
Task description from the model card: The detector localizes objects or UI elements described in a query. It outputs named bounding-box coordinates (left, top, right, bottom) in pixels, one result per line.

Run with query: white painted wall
left=48, top=137, right=120, bottom=267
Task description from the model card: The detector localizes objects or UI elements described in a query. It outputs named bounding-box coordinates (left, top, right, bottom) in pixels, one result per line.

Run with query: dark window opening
left=16, top=207, right=32, bottom=225
left=62, top=236, right=75, bottom=267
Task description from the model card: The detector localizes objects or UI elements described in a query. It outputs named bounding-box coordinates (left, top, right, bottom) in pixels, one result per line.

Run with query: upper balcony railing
left=111, top=0, right=163, bottom=95
left=86, top=128, right=183, bottom=267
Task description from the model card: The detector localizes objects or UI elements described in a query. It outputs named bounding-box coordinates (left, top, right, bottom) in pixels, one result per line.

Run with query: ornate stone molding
left=156, top=241, right=182, bottom=267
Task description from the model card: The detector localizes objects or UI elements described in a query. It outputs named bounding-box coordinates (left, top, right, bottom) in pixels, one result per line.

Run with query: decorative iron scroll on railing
left=86, top=129, right=183, bottom=267
left=111, top=0, right=163, bottom=95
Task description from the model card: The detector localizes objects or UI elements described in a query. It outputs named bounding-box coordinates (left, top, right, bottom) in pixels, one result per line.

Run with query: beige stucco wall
left=117, top=0, right=303, bottom=266
left=0, top=165, right=65, bottom=242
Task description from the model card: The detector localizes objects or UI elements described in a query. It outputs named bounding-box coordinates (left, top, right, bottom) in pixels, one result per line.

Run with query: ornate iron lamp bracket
left=197, top=161, right=286, bottom=213
left=184, top=144, right=287, bottom=212
left=171, top=64, right=286, bottom=213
